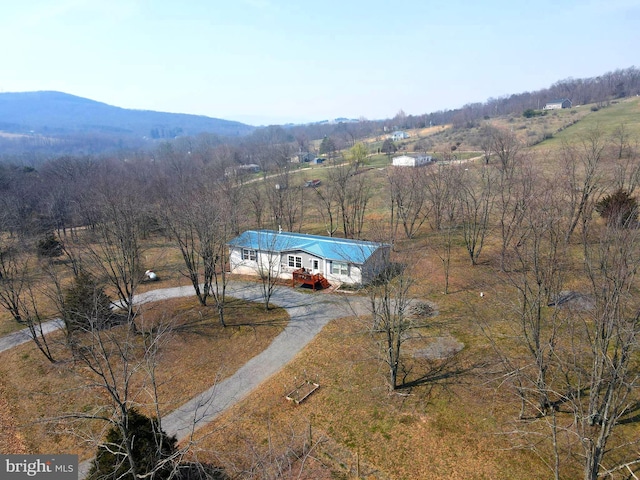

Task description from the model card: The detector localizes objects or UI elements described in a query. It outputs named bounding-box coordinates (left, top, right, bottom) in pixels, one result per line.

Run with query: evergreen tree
left=63, top=270, right=114, bottom=335
left=89, top=409, right=177, bottom=480
left=36, top=233, right=63, bottom=258
left=595, top=188, right=638, bottom=228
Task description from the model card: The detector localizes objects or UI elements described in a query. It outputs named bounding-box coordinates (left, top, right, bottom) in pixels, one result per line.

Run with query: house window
left=242, top=248, right=256, bottom=261
left=331, top=261, right=348, bottom=276
left=288, top=255, right=302, bottom=268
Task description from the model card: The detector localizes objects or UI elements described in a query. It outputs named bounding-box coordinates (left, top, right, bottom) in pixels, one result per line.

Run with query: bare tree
left=458, top=166, right=494, bottom=266
left=387, top=166, right=430, bottom=240
left=0, top=241, right=57, bottom=362
left=0, top=242, right=28, bottom=324
left=313, top=182, right=340, bottom=237
left=610, top=123, right=632, bottom=160
left=490, top=126, right=521, bottom=172
left=577, top=220, right=640, bottom=480
left=610, top=133, right=640, bottom=194
left=252, top=232, right=286, bottom=311
left=160, top=173, right=231, bottom=326
left=265, top=174, right=303, bottom=233
left=433, top=192, right=458, bottom=295
left=562, top=127, right=607, bottom=242
left=66, top=308, right=189, bottom=479
left=74, top=172, right=148, bottom=326
left=495, top=156, right=536, bottom=271
left=245, top=183, right=266, bottom=230
left=329, top=162, right=371, bottom=239
left=367, top=261, right=416, bottom=390
left=424, top=163, right=459, bottom=231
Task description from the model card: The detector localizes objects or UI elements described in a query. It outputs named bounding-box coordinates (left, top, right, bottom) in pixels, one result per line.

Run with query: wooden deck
left=292, top=269, right=331, bottom=290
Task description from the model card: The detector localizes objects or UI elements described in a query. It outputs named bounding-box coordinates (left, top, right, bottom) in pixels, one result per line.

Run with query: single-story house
left=392, top=155, right=433, bottom=167
left=228, top=230, right=391, bottom=286
left=543, top=98, right=572, bottom=110
left=391, top=131, right=410, bottom=141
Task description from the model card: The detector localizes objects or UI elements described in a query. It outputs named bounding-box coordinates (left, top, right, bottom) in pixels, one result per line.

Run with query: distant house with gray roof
left=543, top=98, right=572, bottom=110
left=228, top=230, right=390, bottom=286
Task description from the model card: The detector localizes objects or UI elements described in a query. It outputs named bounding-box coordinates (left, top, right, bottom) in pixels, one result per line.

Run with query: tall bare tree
left=0, top=240, right=57, bottom=362
left=562, top=127, right=607, bottom=242
left=313, top=182, right=340, bottom=237
left=160, top=173, right=231, bottom=326
left=329, top=162, right=371, bottom=239
left=495, top=155, right=535, bottom=271
left=387, top=166, right=430, bottom=240
left=458, top=166, right=494, bottom=266
left=368, top=262, right=415, bottom=390
left=424, top=163, right=459, bottom=231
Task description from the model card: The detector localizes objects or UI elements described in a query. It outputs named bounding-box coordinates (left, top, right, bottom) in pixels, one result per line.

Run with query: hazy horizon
left=2, top=1, right=638, bottom=125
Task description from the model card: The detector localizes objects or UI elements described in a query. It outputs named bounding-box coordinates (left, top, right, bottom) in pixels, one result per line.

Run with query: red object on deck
left=292, top=268, right=331, bottom=290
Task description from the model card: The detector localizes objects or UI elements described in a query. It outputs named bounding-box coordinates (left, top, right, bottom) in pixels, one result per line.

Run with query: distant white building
left=392, top=155, right=433, bottom=167
left=391, top=131, right=409, bottom=141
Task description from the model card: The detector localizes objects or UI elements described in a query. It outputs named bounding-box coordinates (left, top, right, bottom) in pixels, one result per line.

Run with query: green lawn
left=533, top=97, right=640, bottom=150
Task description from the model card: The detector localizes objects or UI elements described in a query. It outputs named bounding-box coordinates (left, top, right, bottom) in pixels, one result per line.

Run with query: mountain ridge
left=0, top=90, right=255, bottom=139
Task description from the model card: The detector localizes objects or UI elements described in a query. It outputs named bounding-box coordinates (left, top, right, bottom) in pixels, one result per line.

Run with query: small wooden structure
left=292, top=268, right=331, bottom=290
left=286, top=380, right=320, bottom=404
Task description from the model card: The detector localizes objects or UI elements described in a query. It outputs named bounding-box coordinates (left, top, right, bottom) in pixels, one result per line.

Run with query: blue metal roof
left=228, top=230, right=387, bottom=264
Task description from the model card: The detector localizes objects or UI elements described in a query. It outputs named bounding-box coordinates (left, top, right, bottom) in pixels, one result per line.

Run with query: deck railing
left=292, top=268, right=327, bottom=290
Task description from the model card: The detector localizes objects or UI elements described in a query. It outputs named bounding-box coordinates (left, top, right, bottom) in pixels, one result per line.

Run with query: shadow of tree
left=614, top=401, right=640, bottom=426
left=398, top=354, right=488, bottom=392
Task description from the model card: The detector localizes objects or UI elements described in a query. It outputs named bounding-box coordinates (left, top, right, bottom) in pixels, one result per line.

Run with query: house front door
left=312, top=259, right=319, bottom=273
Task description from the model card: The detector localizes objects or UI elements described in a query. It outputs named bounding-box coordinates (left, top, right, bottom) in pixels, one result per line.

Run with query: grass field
left=536, top=97, right=640, bottom=148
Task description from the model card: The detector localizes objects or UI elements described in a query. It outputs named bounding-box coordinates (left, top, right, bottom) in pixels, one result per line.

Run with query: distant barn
left=543, top=98, right=572, bottom=110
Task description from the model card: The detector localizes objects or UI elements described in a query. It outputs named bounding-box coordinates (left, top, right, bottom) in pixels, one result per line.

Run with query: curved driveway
left=160, top=281, right=363, bottom=440
left=0, top=281, right=365, bottom=478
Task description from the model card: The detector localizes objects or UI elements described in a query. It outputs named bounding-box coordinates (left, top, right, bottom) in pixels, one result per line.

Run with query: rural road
left=0, top=281, right=366, bottom=478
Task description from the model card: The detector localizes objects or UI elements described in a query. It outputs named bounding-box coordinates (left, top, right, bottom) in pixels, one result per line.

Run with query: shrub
left=88, top=409, right=177, bottom=480
left=63, top=271, right=115, bottom=335
left=595, top=188, right=638, bottom=228
left=36, top=233, right=63, bottom=258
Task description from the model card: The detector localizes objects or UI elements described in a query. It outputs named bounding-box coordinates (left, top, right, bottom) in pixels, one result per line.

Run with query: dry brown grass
left=187, top=312, right=548, bottom=479
left=0, top=295, right=288, bottom=459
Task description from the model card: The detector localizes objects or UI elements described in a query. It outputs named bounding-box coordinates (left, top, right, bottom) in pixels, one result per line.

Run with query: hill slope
left=0, top=91, right=254, bottom=139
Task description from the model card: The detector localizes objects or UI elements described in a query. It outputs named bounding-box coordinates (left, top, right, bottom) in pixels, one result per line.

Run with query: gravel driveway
left=0, top=281, right=366, bottom=479
left=159, top=281, right=362, bottom=440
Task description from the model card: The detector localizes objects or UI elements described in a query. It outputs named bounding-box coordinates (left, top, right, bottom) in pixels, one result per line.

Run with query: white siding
left=229, top=242, right=390, bottom=286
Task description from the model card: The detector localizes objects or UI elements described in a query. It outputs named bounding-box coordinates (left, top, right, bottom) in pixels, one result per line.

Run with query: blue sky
left=1, top=0, right=638, bottom=125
